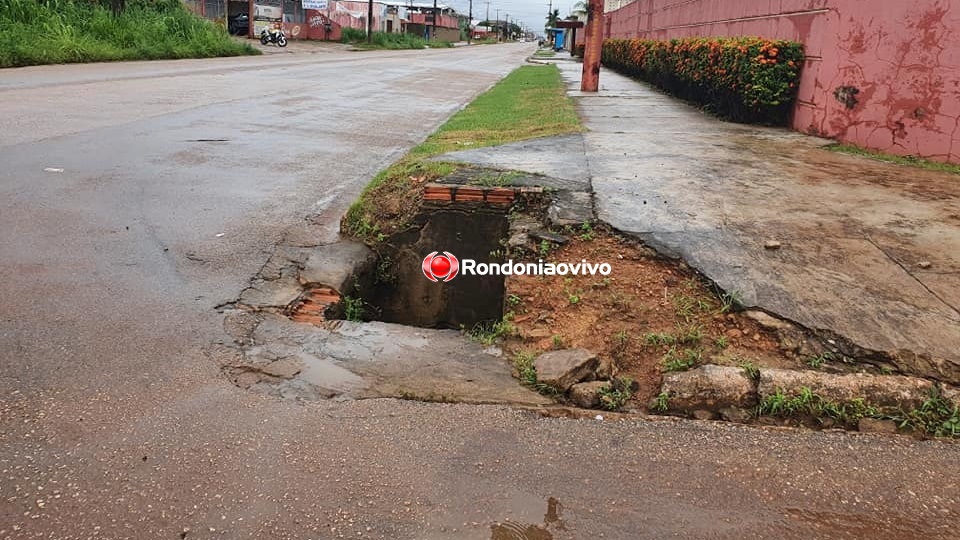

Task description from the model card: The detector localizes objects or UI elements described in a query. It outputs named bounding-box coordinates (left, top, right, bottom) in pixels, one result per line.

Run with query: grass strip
left=827, top=143, right=960, bottom=175
left=343, top=64, right=582, bottom=242
left=0, top=0, right=257, bottom=68
left=342, top=29, right=454, bottom=50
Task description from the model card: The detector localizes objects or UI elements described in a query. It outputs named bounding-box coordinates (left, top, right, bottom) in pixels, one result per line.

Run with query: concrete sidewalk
left=442, top=60, right=960, bottom=384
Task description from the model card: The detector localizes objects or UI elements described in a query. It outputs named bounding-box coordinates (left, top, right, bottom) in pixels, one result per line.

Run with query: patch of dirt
left=503, top=229, right=806, bottom=408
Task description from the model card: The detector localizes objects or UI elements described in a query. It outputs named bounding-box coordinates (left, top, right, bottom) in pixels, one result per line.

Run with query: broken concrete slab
left=300, top=241, right=377, bottom=294
left=533, top=348, right=599, bottom=391
left=259, top=357, right=303, bottom=378
left=547, top=190, right=593, bottom=227
left=552, top=62, right=960, bottom=384
left=661, top=365, right=758, bottom=412
left=231, top=314, right=552, bottom=406
left=758, top=369, right=934, bottom=409
left=432, top=134, right=591, bottom=189
left=238, top=277, right=304, bottom=310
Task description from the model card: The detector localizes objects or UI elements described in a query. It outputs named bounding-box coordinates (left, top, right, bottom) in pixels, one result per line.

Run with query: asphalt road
left=1, top=44, right=958, bottom=540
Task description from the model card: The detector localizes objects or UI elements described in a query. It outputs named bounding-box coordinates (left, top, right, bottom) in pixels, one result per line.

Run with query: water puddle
left=490, top=497, right=564, bottom=540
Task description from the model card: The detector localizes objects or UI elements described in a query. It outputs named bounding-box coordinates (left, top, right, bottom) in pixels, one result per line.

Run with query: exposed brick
left=485, top=187, right=515, bottom=204
left=289, top=286, right=340, bottom=325
left=454, top=191, right=485, bottom=202
left=423, top=185, right=453, bottom=202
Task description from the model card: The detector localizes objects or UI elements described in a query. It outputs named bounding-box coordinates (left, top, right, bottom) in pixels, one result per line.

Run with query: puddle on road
left=296, top=353, right=365, bottom=393
left=490, top=522, right=552, bottom=540
left=490, top=497, right=564, bottom=540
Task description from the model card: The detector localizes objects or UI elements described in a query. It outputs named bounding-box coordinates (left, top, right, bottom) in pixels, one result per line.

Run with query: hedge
left=601, top=37, right=804, bottom=125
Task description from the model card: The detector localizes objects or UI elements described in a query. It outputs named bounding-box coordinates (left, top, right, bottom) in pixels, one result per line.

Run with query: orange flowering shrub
left=601, top=37, right=804, bottom=125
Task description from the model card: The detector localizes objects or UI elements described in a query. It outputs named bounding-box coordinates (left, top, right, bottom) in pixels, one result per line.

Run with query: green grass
left=344, top=31, right=453, bottom=50
left=662, top=347, right=701, bottom=372
left=343, top=64, right=582, bottom=243
left=410, top=64, right=582, bottom=157
left=466, top=312, right=517, bottom=346
left=758, top=386, right=880, bottom=427
left=739, top=361, right=760, bottom=382
left=598, top=377, right=634, bottom=410
left=512, top=350, right=560, bottom=395
left=888, top=389, right=960, bottom=438
left=827, top=143, right=960, bottom=175
left=652, top=391, right=670, bottom=412
left=0, top=0, right=257, bottom=68
left=806, top=352, right=833, bottom=369
left=342, top=296, right=364, bottom=322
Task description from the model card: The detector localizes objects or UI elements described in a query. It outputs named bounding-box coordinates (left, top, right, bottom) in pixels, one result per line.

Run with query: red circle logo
left=422, top=251, right=459, bottom=282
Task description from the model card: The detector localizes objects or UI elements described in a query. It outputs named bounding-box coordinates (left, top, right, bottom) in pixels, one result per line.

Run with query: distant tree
left=545, top=8, right=559, bottom=31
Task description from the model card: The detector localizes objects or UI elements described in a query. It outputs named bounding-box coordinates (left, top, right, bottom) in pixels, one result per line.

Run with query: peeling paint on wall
left=603, top=0, right=960, bottom=163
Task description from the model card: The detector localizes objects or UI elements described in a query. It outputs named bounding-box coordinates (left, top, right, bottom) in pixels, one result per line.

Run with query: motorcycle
left=260, top=27, right=287, bottom=47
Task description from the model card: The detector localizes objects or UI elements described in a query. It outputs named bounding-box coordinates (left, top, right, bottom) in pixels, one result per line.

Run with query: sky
left=441, top=0, right=581, bottom=35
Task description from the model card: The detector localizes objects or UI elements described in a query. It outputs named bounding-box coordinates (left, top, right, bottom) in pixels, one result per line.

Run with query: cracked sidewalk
left=441, top=60, right=960, bottom=384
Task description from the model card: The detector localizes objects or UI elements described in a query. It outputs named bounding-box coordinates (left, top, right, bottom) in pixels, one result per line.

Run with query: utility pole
left=495, top=8, right=500, bottom=41
left=581, top=0, right=603, bottom=91
left=432, top=0, right=438, bottom=40
left=367, top=0, right=374, bottom=43
left=484, top=1, right=490, bottom=24
left=467, top=0, right=473, bottom=44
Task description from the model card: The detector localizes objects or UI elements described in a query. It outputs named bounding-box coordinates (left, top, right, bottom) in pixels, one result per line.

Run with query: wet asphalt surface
left=1, top=45, right=959, bottom=539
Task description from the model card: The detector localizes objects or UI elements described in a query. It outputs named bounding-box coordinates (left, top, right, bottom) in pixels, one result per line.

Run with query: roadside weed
left=652, top=391, right=670, bottom=412
left=719, top=290, right=744, bottom=313
left=662, top=347, right=700, bottom=372
left=598, top=377, right=634, bottom=410
left=889, top=389, right=960, bottom=438
left=806, top=352, right=833, bottom=369
left=739, top=361, right=760, bottom=382
left=513, top=350, right=560, bottom=396
left=757, top=387, right=881, bottom=426
left=468, top=313, right=516, bottom=346
left=343, top=296, right=364, bottom=322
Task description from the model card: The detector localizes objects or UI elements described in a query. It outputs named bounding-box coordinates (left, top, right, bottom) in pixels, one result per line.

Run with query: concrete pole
left=248, top=0, right=254, bottom=38
left=367, top=0, right=374, bottom=42
left=580, top=0, right=603, bottom=92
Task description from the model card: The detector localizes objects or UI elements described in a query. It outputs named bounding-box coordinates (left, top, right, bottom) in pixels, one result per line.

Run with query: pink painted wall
left=603, top=0, right=960, bottom=163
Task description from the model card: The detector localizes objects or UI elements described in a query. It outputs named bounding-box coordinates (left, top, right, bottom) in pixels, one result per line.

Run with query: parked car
left=228, top=13, right=249, bottom=36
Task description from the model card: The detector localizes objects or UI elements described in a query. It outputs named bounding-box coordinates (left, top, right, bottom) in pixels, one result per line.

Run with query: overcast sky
left=443, top=0, right=579, bottom=34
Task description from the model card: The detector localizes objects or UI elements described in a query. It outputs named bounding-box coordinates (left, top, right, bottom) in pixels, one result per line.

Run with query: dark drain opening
left=365, top=205, right=510, bottom=329
left=287, top=176, right=573, bottom=332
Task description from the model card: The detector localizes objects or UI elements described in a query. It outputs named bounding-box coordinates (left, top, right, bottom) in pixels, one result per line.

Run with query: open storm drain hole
left=290, top=186, right=547, bottom=332
left=366, top=206, right=510, bottom=329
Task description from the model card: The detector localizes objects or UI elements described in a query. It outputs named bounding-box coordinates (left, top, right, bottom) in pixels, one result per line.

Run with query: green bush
left=0, top=0, right=258, bottom=67
left=339, top=27, right=366, bottom=43
left=601, top=37, right=804, bottom=125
